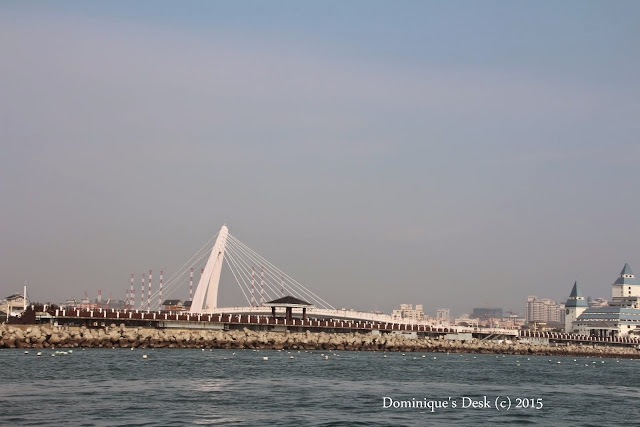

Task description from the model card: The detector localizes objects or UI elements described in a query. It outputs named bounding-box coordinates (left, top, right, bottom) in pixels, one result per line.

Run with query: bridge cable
left=222, top=255, right=252, bottom=306
left=139, top=231, right=219, bottom=310
left=226, top=234, right=334, bottom=309
left=225, top=238, right=300, bottom=302
left=226, top=234, right=331, bottom=308
left=225, top=236, right=329, bottom=308
left=224, top=242, right=279, bottom=303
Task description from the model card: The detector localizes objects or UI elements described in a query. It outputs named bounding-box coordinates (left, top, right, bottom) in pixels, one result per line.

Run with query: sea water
left=1, top=348, right=638, bottom=425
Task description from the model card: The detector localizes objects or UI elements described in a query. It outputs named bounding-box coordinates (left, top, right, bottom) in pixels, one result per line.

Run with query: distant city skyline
left=2, top=1, right=639, bottom=314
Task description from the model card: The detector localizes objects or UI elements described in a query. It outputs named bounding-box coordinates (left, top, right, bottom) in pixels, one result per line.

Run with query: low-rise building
left=472, top=308, right=502, bottom=321
left=573, top=264, right=640, bottom=338
left=162, top=299, right=184, bottom=312
left=587, top=297, right=609, bottom=308
left=1, top=293, right=28, bottom=316
left=501, top=312, right=526, bottom=328
left=454, top=313, right=478, bottom=327
left=391, top=304, right=424, bottom=321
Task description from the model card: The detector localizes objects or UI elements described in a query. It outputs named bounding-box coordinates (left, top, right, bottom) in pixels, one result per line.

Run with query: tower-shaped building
left=564, top=281, right=588, bottom=333
left=612, top=263, right=640, bottom=298
left=574, top=263, right=640, bottom=338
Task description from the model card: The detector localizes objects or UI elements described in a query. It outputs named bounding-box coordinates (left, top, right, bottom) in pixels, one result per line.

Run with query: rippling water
left=1, top=348, right=639, bottom=425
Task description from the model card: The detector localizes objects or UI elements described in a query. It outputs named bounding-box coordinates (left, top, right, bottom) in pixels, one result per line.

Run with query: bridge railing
left=47, top=308, right=640, bottom=344
left=205, top=306, right=447, bottom=328
left=45, top=307, right=510, bottom=336
left=518, top=329, right=640, bottom=344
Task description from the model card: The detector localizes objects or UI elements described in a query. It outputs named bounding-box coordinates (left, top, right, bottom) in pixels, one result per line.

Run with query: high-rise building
left=526, top=296, right=565, bottom=324
left=436, top=308, right=451, bottom=325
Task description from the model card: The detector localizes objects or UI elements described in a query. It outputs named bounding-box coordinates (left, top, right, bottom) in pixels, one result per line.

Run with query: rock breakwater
left=1, top=324, right=638, bottom=358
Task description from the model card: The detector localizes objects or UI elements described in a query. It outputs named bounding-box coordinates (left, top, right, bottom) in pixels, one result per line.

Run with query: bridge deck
left=39, top=307, right=640, bottom=347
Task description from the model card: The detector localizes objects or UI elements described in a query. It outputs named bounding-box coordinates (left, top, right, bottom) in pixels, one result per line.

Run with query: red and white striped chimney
left=190, top=267, right=194, bottom=301
left=130, top=274, right=134, bottom=309
left=159, top=270, right=163, bottom=311
left=148, top=270, right=152, bottom=311
left=251, top=266, right=255, bottom=307
left=260, top=266, right=264, bottom=307
left=141, top=273, right=145, bottom=311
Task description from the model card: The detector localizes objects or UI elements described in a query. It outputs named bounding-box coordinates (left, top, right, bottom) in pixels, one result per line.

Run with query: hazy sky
left=1, top=1, right=639, bottom=315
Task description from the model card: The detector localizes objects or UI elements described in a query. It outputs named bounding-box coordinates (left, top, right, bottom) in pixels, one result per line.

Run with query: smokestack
left=159, top=270, right=163, bottom=310
left=130, top=274, right=134, bottom=310
left=251, top=266, right=255, bottom=307
left=148, top=270, right=152, bottom=311
left=260, top=266, right=264, bottom=307
left=98, top=289, right=102, bottom=308
left=190, top=267, right=194, bottom=301
left=141, top=273, right=145, bottom=311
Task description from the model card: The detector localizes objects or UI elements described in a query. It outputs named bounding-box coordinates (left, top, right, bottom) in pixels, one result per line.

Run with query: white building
left=564, top=281, right=588, bottom=333
left=454, top=313, right=478, bottom=327
left=436, top=308, right=451, bottom=326
left=392, top=304, right=424, bottom=321
left=588, top=297, right=608, bottom=308
left=1, top=293, right=28, bottom=317
left=573, top=263, right=640, bottom=338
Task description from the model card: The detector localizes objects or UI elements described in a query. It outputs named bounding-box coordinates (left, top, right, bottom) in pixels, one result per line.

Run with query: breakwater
left=1, top=323, right=638, bottom=358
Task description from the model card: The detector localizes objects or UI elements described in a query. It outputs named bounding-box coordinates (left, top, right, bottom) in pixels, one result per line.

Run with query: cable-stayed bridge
left=129, top=225, right=436, bottom=325
left=133, top=225, right=335, bottom=314
left=37, top=225, right=640, bottom=346
left=43, top=224, right=542, bottom=339
left=118, top=226, right=507, bottom=331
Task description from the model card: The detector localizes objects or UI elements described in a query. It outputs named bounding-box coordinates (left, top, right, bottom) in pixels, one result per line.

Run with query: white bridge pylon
left=190, top=225, right=228, bottom=313
left=140, top=225, right=335, bottom=314
left=187, top=225, right=334, bottom=314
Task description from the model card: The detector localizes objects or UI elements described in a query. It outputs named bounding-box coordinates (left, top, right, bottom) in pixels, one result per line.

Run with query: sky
left=1, top=1, right=639, bottom=316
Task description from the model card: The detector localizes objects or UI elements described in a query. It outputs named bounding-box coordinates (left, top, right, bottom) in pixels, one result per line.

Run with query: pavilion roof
left=264, top=295, right=312, bottom=307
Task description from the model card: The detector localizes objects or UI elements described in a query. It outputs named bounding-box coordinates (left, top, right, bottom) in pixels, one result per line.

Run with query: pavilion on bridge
left=264, top=296, right=313, bottom=321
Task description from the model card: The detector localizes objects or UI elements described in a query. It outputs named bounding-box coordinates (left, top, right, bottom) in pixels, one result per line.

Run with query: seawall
left=1, top=324, right=638, bottom=359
